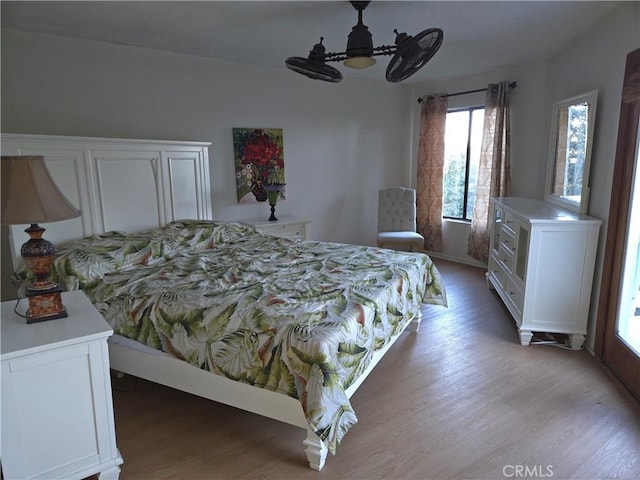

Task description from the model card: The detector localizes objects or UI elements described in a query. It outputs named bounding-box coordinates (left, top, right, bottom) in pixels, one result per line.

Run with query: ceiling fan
left=285, top=1, right=443, bottom=83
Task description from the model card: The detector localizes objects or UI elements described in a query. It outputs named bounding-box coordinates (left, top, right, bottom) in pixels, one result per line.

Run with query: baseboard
left=593, top=356, right=640, bottom=406
left=424, top=251, right=487, bottom=269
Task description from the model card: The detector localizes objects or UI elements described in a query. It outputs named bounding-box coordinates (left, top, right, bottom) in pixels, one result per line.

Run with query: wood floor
left=109, top=259, right=640, bottom=480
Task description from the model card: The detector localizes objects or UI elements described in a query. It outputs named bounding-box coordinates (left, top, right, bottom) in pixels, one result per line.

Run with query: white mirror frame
left=545, top=90, right=598, bottom=214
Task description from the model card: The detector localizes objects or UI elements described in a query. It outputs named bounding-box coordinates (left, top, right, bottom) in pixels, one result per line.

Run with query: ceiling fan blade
left=285, top=57, right=343, bottom=83
left=386, top=28, right=444, bottom=83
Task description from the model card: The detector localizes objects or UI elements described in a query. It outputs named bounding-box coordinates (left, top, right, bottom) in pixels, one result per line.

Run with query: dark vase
left=268, top=203, right=278, bottom=221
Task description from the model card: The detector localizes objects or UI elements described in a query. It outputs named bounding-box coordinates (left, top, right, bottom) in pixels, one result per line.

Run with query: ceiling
left=0, top=1, right=621, bottom=84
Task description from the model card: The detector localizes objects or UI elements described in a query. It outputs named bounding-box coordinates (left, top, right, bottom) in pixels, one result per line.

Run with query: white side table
left=241, top=215, right=310, bottom=240
left=1, top=290, right=123, bottom=479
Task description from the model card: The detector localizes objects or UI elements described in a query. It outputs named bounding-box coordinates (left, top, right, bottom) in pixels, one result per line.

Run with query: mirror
left=545, top=90, right=598, bottom=214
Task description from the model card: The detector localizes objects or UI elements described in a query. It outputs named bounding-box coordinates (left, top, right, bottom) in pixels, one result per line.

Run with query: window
left=442, top=107, right=484, bottom=221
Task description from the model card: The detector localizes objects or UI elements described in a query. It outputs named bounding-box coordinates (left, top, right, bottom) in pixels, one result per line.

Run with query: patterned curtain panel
left=416, top=94, right=448, bottom=252
left=467, top=81, right=512, bottom=263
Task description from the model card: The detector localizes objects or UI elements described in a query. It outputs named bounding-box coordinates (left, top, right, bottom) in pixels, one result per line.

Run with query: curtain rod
left=417, top=81, right=517, bottom=103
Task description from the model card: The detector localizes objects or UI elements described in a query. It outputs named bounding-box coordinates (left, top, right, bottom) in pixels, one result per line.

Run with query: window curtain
left=416, top=94, right=448, bottom=252
left=467, top=81, right=512, bottom=263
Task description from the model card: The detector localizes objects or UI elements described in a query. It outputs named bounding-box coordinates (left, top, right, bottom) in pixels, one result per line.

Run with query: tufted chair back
left=377, top=187, right=418, bottom=232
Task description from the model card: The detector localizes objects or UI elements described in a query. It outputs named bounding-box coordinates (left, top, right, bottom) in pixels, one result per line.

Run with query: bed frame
left=1, top=134, right=422, bottom=470
left=109, top=316, right=421, bottom=470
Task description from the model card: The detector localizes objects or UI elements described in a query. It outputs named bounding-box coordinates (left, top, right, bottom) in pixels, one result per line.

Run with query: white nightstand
left=242, top=215, right=310, bottom=240
left=1, top=290, right=123, bottom=480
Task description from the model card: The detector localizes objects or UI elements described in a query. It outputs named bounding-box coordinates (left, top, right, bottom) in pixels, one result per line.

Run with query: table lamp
left=1, top=155, right=81, bottom=323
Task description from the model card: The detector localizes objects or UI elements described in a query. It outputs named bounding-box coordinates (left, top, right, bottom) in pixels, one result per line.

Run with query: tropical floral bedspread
left=17, top=221, right=447, bottom=453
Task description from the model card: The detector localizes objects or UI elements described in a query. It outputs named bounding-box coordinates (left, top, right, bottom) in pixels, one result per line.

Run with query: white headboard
left=1, top=134, right=212, bottom=268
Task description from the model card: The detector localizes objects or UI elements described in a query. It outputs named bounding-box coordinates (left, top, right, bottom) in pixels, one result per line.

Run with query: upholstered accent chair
left=377, top=187, right=424, bottom=252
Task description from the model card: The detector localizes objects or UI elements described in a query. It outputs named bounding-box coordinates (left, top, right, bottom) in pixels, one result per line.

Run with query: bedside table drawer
left=258, top=223, right=305, bottom=239
left=241, top=215, right=310, bottom=240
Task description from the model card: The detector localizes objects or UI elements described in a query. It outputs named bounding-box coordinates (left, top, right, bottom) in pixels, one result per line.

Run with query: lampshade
left=1, top=156, right=80, bottom=225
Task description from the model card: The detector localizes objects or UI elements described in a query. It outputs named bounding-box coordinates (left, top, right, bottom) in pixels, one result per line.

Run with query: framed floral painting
left=233, top=128, right=286, bottom=204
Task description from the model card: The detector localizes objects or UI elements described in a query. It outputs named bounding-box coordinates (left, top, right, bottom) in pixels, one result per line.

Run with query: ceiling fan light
left=344, top=56, right=377, bottom=69
left=344, top=21, right=376, bottom=69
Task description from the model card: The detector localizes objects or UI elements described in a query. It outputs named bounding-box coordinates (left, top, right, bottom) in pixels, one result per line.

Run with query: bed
left=3, top=134, right=447, bottom=470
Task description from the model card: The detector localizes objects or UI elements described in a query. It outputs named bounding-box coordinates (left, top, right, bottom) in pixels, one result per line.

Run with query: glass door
left=616, top=125, right=640, bottom=355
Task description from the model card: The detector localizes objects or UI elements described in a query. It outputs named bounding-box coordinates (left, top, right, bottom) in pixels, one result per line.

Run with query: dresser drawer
left=500, top=224, right=516, bottom=252
left=489, top=256, right=523, bottom=324
left=498, top=243, right=515, bottom=273
left=502, top=212, right=517, bottom=236
left=504, top=278, right=524, bottom=323
left=488, top=253, right=508, bottom=291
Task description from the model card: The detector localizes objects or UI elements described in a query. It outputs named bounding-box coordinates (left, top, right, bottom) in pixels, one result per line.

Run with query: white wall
left=0, top=29, right=413, bottom=247
left=544, top=1, right=640, bottom=351
left=408, top=62, right=549, bottom=266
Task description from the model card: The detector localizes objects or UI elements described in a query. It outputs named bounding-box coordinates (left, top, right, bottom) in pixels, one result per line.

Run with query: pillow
left=161, top=220, right=257, bottom=249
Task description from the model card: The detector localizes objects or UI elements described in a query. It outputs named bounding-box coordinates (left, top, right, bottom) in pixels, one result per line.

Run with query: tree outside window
left=442, top=107, right=484, bottom=221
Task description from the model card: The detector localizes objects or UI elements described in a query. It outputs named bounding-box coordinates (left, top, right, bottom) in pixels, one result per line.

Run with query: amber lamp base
left=25, top=287, right=67, bottom=323
left=21, top=223, right=68, bottom=323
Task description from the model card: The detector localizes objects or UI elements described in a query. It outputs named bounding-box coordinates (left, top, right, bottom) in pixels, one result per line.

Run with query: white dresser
left=486, top=197, right=601, bottom=349
left=1, top=291, right=123, bottom=479
left=241, top=215, right=310, bottom=240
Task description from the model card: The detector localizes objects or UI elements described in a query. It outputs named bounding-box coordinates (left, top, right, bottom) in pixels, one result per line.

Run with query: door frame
left=594, top=48, right=640, bottom=400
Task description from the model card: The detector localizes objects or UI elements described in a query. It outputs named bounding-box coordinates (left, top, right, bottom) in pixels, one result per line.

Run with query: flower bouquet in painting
left=233, top=128, right=286, bottom=206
